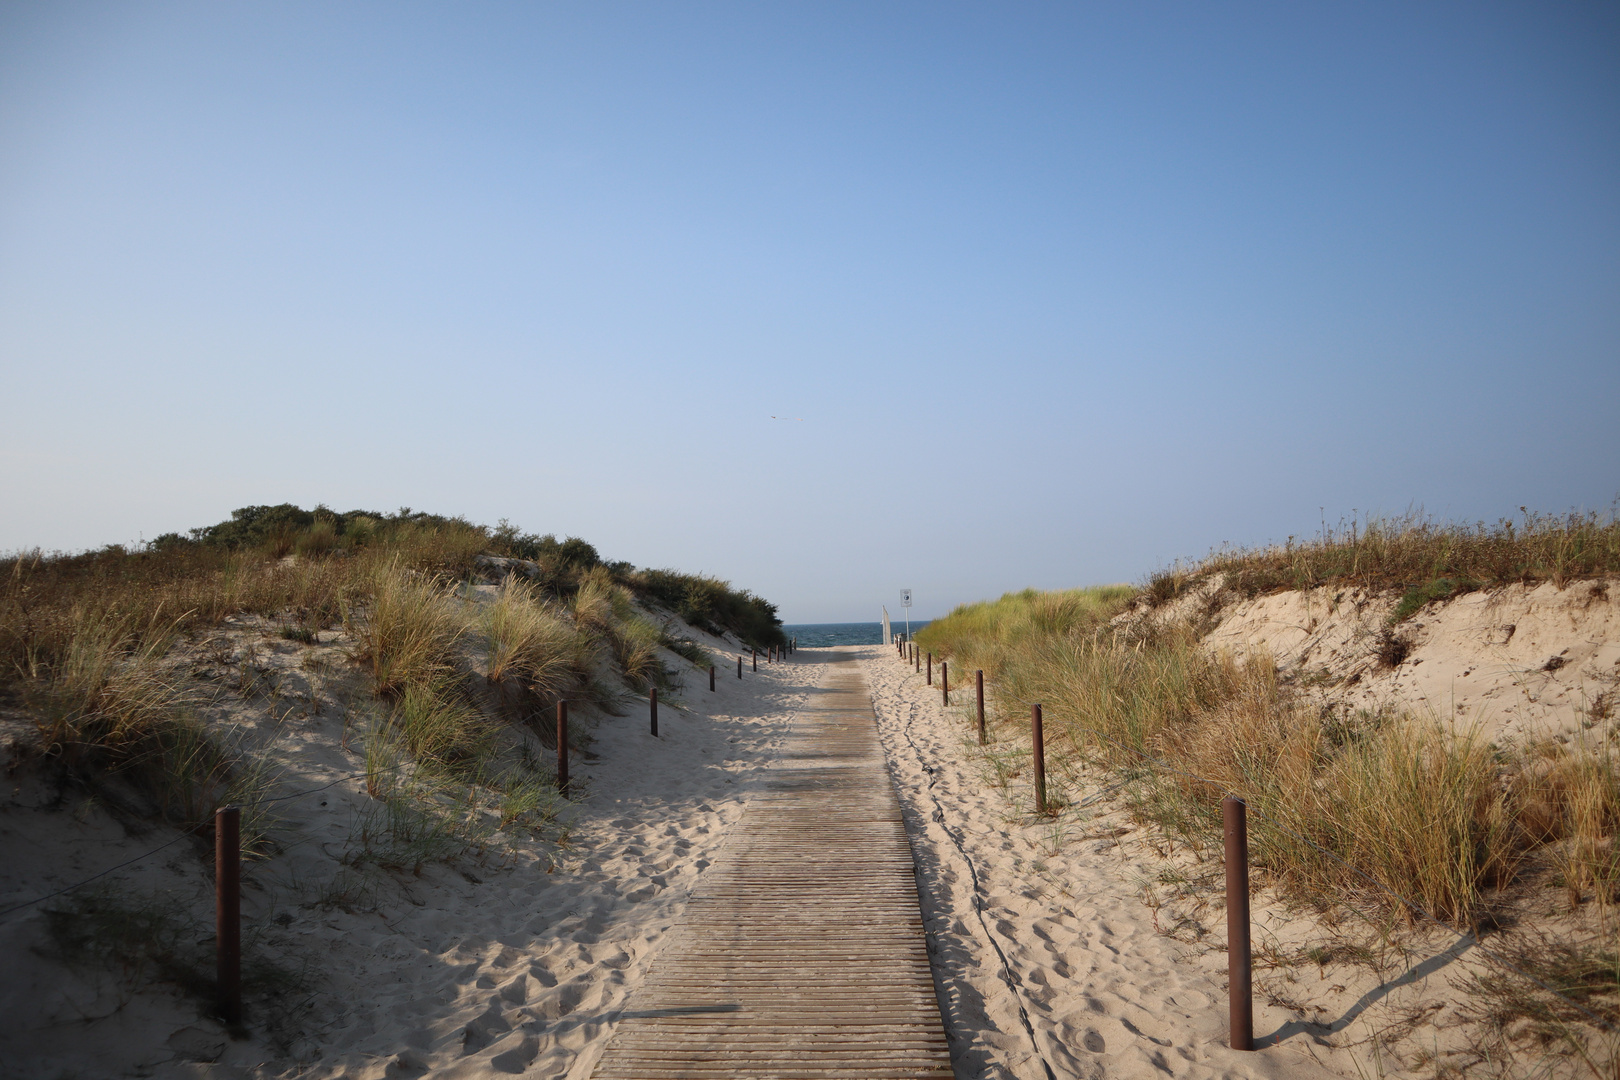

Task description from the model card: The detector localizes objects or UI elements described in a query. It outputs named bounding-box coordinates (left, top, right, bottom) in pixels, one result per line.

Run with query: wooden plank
left=591, top=658, right=953, bottom=1080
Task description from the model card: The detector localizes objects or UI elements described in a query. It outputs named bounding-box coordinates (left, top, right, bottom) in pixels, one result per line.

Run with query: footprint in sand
left=486, top=1032, right=540, bottom=1074
left=498, top=972, right=528, bottom=1004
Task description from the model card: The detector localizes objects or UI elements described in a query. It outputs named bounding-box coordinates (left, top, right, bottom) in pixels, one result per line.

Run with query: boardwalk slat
left=591, top=658, right=952, bottom=1080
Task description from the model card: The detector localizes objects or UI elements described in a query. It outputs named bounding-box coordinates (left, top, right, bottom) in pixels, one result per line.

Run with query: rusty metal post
left=709, top=664, right=715, bottom=691
left=941, top=661, right=949, bottom=705
left=976, top=670, right=986, bottom=744
left=1031, top=704, right=1047, bottom=814
left=215, top=805, right=241, bottom=1026
left=556, top=701, right=569, bottom=793
left=650, top=687, right=658, bottom=737
left=1224, top=796, right=1253, bottom=1051
left=752, top=648, right=757, bottom=672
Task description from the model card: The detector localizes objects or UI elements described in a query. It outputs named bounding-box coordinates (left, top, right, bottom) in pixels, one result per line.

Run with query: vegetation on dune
left=489, top=520, right=786, bottom=648
left=916, top=520, right=1620, bottom=931
left=1, top=504, right=785, bottom=866
left=918, top=518, right=1620, bottom=1067
left=1144, top=508, right=1620, bottom=616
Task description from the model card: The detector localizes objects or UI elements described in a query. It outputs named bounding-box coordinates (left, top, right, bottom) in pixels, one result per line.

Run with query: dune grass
left=917, top=580, right=1615, bottom=929
left=3, top=505, right=784, bottom=871
left=483, top=578, right=576, bottom=690
left=351, top=561, right=467, bottom=697
left=1145, top=507, right=1620, bottom=609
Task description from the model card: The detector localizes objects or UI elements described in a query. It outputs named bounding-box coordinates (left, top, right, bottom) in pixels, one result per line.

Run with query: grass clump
left=483, top=576, right=579, bottom=706
left=392, top=684, right=492, bottom=770
left=1389, top=576, right=1483, bottom=624
left=662, top=633, right=712, bottom=670
left=914, top=585, right=1137, bottom=674
left=350, top=562, right=466, bottom=697
left=1512, top=736, right=1620, bottom=915
left=22, top=611, right=277, bottom=843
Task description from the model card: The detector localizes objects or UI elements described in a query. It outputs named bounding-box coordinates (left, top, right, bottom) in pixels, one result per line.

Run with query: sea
left=781, top=621, right=932, bottom=648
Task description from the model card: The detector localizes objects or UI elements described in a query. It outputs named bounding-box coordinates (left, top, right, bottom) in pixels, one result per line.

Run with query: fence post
left=650, top=687, right=659, bottom=737
left=737, top=655, right=742, bottom=679
left=556, top=701, right=569, bottom=794
left=752, top=648, right=757, bottom=671
left=914, top=646, right=920, bottom=673
left=1223, top=796, right=1253, bottom=1051
left=976, top=670, right=986, bottom=745
left=1031, top=704, right=1047, bottom=815
left=941, top=661, right=949, bottom=706
left=215, top=804, right=241, bottom=1027
left=710, top=664, right=715, bottom=691
left=927, top=652, right=933, bottom=685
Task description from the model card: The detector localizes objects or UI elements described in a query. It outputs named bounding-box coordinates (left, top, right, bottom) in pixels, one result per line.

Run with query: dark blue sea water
left=782, top=621, right=932, bottom=647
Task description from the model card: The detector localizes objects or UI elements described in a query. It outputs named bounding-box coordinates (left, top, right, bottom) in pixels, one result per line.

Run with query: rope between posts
left=905, top=651, right=1617, bottom=1036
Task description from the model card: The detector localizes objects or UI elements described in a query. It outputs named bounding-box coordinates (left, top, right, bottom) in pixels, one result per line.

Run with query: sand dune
left=0, top=620, right=814, bottom=1080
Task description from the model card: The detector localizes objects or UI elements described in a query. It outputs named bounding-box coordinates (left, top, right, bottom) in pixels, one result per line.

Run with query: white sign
left=900, top=589, right=912, bottom=608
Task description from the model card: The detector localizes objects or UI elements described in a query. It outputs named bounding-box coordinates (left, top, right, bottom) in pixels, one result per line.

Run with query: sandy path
left=853, top=645, right=1349, bottom=1080
left=589, top=653, right=951, bottom=1078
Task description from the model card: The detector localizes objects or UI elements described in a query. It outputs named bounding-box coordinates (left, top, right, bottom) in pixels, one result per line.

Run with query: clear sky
left=2, top=2, right=1616, bottom=622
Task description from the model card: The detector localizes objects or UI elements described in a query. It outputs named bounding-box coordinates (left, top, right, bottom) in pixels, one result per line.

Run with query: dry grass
left=3, top=507, right=774, bottom=887
left=1464, top=930, right=1620, bottom=1076
left=1513, top=735, right=1620, bottom=919
left=919, top=575, right=1620, bottom=1073
left=918, top=586, right=1613, bottom=930
left=1144, top=508, right=1620, bottom=608
left=483, top=577, right=578, bottom=699
left=349, top=561, right=465, bottom=697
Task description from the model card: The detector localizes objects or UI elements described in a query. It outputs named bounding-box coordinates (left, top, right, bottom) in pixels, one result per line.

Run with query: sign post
left=901, top=589, right=912, bottom=642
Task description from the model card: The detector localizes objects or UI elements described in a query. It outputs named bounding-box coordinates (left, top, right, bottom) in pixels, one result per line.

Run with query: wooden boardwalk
left=592, top=655, right=953, bottom=1079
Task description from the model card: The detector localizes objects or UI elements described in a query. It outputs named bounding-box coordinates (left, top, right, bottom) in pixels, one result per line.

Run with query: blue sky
left=2, top=2, right=1616, bottom=622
